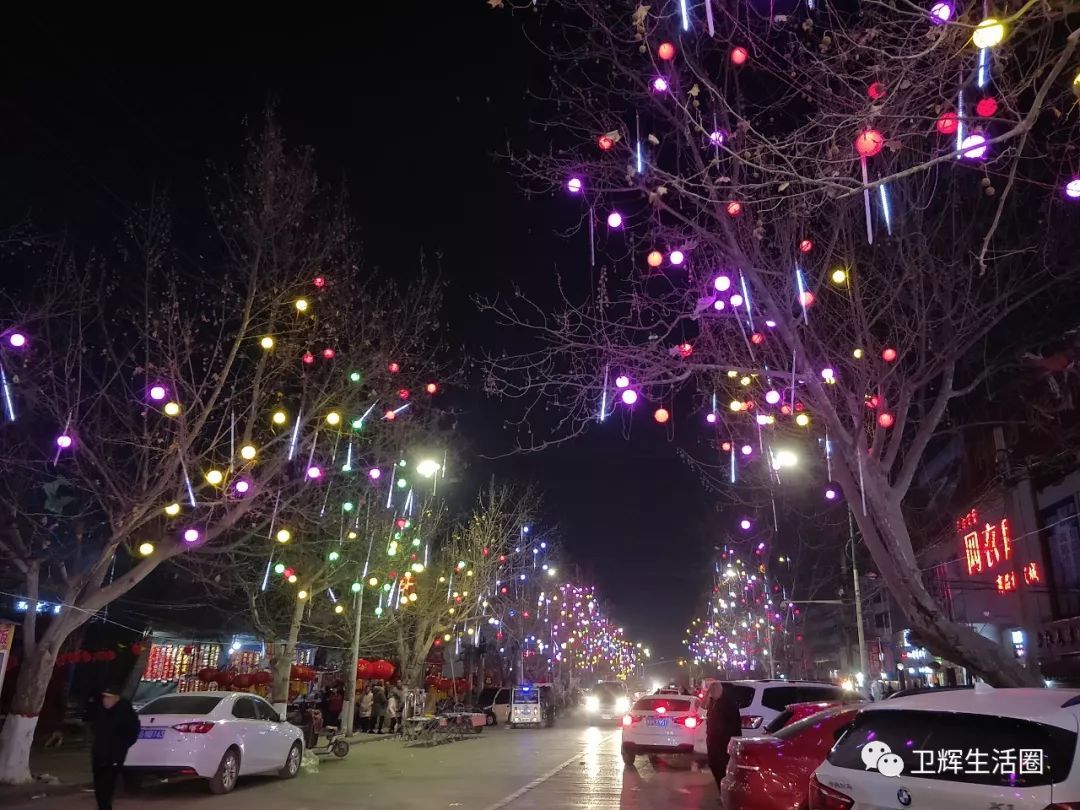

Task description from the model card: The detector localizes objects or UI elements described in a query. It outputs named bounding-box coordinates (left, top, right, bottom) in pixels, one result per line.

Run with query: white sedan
left=621, top=694, right=703, bottom=766
left=123, top=691, right=304, bottom=794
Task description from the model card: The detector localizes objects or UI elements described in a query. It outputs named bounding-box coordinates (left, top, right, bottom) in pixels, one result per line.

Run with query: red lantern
left=216, top=671, right=235, bottom=688
left=730, top=46, right=749, bottom=65
left=290, top=664, right=303, bottom=681
left=657, top=42, right=676, bottom=61
left=936, top=111, right=959, bottom=135
left=252, top=670, right=273, bottom=686
left=356, top=659, right=373, bottom=679
left=233, top=673, right=253, bottom=690
left=799, top=239, right=813, bottom=253
left=424, top=675, right=439, bottom=687
left=854, top=129, right=884, bottom=158
left=726, top=201, right=743, bottom=217
left=597, top=135, right=615, bottom=151
left=976, top=97, right=998, bottom=117
left=867, top=82, right=886, bottom=100
left=878, top=412, right=895, bottom=428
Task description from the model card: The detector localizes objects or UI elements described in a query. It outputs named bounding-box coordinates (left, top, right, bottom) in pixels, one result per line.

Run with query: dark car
left=585, top=681, right=630, bottom=721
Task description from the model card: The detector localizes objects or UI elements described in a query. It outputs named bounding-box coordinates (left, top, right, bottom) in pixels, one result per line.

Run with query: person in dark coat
left=90, top=686, right=140, bottom=810
left=705, top=682, right=742, bottom=794
left=370, top=684, right=388, bottom=733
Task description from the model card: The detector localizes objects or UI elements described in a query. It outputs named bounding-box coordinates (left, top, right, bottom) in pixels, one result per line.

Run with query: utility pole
left=342, top=511, right=374, bottom=736
left=849, top=510, right=870, bottom=685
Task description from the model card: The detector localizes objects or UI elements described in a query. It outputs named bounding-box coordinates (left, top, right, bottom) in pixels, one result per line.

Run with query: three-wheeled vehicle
left=509, top=684, right=555, bottom=729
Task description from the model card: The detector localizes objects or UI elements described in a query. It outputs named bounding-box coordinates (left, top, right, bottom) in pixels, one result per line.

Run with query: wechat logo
left=862, top=741, right=906, bottom=778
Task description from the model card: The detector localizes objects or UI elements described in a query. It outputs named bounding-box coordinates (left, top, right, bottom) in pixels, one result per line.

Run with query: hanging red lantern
left=854, top=129, right=884, bottom=158
left=976, top=97, right=998, bottom=117
left=597, top=134, right=615, bottom=151
left=233, top=673, right=254, bottom=690
left=356, top=659, right=373, bottom=679
left=936, top=111, right=959, bottom=135
left=252, top=670, right=273, bottom=686
left=216, top=671, right=235, bottom=688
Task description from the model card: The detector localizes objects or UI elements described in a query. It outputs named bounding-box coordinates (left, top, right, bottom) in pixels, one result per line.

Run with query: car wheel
left=332, top=740, right=350, bottom=758
left=208, top=748, right=240, bottom=795
left=279, top=742, right=302, bottom=778
left=621, top=745, right=636, bottom=767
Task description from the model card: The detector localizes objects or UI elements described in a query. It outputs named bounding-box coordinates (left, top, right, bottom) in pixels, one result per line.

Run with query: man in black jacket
left=705, top=682, right=742, bottom=794
left=90, top=686, right=140, bottom=810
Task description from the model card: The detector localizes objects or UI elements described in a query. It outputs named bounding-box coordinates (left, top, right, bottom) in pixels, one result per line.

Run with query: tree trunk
left=0, top=626, right=67, bottom=784
left=269, top=598, right=305, bottom=715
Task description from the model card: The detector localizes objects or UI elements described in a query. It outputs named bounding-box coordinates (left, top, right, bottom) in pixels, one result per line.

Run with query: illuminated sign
left=957, top=510, right=1040, bottom=596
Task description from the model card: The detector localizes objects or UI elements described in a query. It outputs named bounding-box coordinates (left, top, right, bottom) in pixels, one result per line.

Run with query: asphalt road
left=1, top=717, right=720, bottom=810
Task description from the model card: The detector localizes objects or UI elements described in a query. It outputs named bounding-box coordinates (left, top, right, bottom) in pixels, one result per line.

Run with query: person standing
left=358, top=687, right=373, bottom=733
left=370, top=684, right=388, bottom=733
left=90, top=686, right=139, bottom=810
left=387, top=690, right=401, bottom=734
left=705, top=682, right=741, bottom=794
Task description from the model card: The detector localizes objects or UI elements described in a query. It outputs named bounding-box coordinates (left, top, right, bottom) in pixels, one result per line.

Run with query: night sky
left=0, top=8, right=711, bottom=662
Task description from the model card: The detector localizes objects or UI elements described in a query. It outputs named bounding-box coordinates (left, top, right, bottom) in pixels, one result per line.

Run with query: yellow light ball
left=334, top=604, right=344, bottom=614
left=298, top=590, right=308, bottom=600
left=325, top=411, right=341, bottom=426
left=295, top=298, right=309, bottom=312
left=740, top=376, right=751, bottom=386
left=443, top=633, right=452, bottom=642
left=411, top=563, right=424, bottom=573
left=287, top=574, right=298, bottom=584
left=831, top=267, right=848, bottom=285
left=272, top=410, right=288, bottom=425
left=368, top=577, right=379, bottom=587
left=240, top=444, right=257, bottom=461
left=727, top=370, right=738, bottom=378
left=973, top=18, right=1004, bottom=49
left=163, top=402, right=181, bottom=417
left=408, top=592, right=418, bottom=602
left=138, top=542, right=155, bottom=557
left=164, top=502, right=181, bottom=517
left=853, top=348, right=864, bottom=359
left=795, top=413, right=811, bottom=427
left=276, top=529, right=292, bottom=543
left=205, top=470, right=224, bottom=486
left=729, top=400, right=743, bottom=412
left=260, top=336, right=274, bottom=350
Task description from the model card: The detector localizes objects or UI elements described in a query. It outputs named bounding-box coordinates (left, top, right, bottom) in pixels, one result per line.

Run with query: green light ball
left=374, top=606, right=384, bottom=616
left=328, top=551, right=340, bottom=562
left=274, top=563, right=286, bottom=574
left=343, top=501, right=354, bottom=512
left=349, top=371, right=362, bottom=383
left=351, top=582, right=362, bottom=593
left=397, top=478, right=407, bottom=489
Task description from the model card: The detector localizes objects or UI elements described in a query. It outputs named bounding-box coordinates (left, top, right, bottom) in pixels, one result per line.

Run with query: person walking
left=90, top=685, right=139, bottom=810
left=358, top=687, right=373, bottom=733
left=325, top=687, right=344, bottom=728
left=370, top=684, right=388, bottom=733
left=387, top=690, right=401, bottom=734
left=705, top=682, right=742, bottom=794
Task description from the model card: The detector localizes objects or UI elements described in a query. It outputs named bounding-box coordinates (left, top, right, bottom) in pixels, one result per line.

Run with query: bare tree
left=484, top=0, right=1080, bottom=685
left=0, top=121, right=447, bottom=783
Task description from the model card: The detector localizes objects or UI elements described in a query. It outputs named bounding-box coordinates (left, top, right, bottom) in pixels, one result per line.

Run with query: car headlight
left=615, top=697, right=630, bottom=713
left=585, top=695, right=600, bottom=712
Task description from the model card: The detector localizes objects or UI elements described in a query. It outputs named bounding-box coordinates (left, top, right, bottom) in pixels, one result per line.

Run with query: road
left=1, top=717, right=720, bottom=810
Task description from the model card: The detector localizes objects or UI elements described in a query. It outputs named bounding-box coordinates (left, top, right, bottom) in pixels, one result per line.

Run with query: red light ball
left=677, top=342, right=693, bottom=358
left=799, top=239, right=813, bottom=253
left=598, top=135, right=615, bottom=151
left=322, top=347, right=335, bottom=359
left=384, top=410, right=397, bottom=421
left=866, top=395, right=880, bottom=409
left=799, top=290, right=816, bottom=307
left=313, top=276, right=326, bottom=288
left=976, top=97, right=998, bottom=117
left=867, top=82, right=886, bottom=100
left=751, top=332, right=765, bottom=345
left=654, top=408, right=670, bottom=424
left=936, top=111, right=959, bottom=135
left=647, top=250, right=664, bottom=268
left=658, top=42, right=676, bottom=61
left=722, top=441, right=733, bottom=452
left=730, top=47, right=749, bottom=65
left=388, top=362, right=401, bottom=373
left=854, top=129, right=885, bottom=158
left=398, top=388, right=410, bottom=400
left=878, top=412, right=895, bottom=428
left=882, top=347, right=898, bottom=362
left=780, top=404, right=792, bottom=415
left=425, top=382, right=439, bottom=394
left=302, top=351, right=315, bottom=365
left=726, top=201, right=743, bottom=217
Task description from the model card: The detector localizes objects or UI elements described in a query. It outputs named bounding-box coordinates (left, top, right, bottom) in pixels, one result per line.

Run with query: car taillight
left=622, top=714, right=634, bottom=726
left=808, top=775, right=854, bottom=810
left=741, top=714, right=763, bottom=729
left=674, top=715, right=699, bottom=728
left=171, top=722, right=215, bottom=733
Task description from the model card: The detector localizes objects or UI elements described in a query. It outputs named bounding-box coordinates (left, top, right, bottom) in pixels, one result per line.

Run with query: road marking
left=480, top=732, right=617, bottom=810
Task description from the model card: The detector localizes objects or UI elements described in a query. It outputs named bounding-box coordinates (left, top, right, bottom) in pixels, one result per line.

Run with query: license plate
left=645, top=717, right=669, bottom=727
left=138, top=728, right=165, bottom=740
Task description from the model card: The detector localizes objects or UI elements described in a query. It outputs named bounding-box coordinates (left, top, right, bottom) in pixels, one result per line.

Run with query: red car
left=762, top=700, right=848, bottom=734
left=721, top=704, right=863, bottom=810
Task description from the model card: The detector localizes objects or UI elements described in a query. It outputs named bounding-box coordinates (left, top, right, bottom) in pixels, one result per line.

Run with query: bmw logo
left=897, top=787, right=912, bottom=807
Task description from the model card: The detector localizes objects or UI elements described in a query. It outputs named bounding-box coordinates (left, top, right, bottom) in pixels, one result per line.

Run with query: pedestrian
left=325, top=687, right=344, bottom=728
left=370, top=684, right=388, bottom=733
left=90, top=685, right=139, bottom=810
left=358, top=687, right=373, bottom=733
left=705, top=682, right=741, bottom=794
left=387, top=690, right=401, bottom=734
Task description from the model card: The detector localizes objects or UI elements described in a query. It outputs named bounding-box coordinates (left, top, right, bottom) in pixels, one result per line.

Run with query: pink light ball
left=960, top=133, right=988, bottom=159
left=149, top=385, right=167, bottom=401
left=615, top=374, right=631, bottom=389
left=184, top=528, right=200, bottom=543
left=929, top=1, right=953, bottom=23
left=621, top=389, right=639, bottom=405
left=713, top=299, right=726, bottom=311
left=714, top=275, right=732, bottom=292
left=567, top=177, right=583, bottom=194
left=306, top=466, right=323, bottom=480
left=765, top=390, right=781, bottom=405
left=730, top=47, right=749, bottom=65
left=368, top=468, right=382, bottom=480
left=741, top=444, right=753, bottom=456
left=730, top=294, right=744, bottom=307
left=669, top=250, right=685, bottom=266
left=709, top=130, right=726, bottom=146
left=799, top=239, right=813, bottom=253
left=825, top=487, right=838, bottom=501
left=234, top=479, right=250, bottom=495
left=706, top=413, right=718, bottom=424
left=739, top=519, right=752, bottom=530
left=1067, top=179, right=1080, bottom=199
left=821, top=367, right=835, bottom=381
left=55, top=434, right=73, bottom=449
left=8, top=333, right=26, bottom=348
left=607, top=211, right=624, bottom=229
left=658, top=42, right=676, bottom=61
left=652, top=77, right=669, bottom=93
left=882, top=347, right=898, bottom=362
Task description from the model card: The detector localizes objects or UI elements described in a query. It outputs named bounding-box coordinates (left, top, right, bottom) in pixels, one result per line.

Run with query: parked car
left=621, top=693, right=703, bottom=766
left=694, top=680, right=849, bottom=755
left=475, top=687, right=512, bottom=726
left=885, top=683, right=972, bottom=700
left=123, top=692, right=303, bottom=795
left=722, top=704, right=863, bottom=810
left=812, top=686, right=1080, bottom=809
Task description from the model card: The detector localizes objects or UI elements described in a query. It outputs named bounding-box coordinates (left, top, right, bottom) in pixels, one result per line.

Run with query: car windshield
left=633, top=698, right=692, bottom=712
left=773, top=707, right=850, bottom=741
left=513, top=688, right=540, bottom=703
left=476, top=688, right=500, bottom=705
left=828, top=709, right=1077, bottom=787
left=721, top=683, right=755, bottom=709
left=595, top=683, right=625, bottom=701
left=138, top=695, right=222, bottom=715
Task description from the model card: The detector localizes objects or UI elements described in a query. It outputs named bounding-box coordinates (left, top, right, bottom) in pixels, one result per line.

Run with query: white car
left=692, top=679, right=849, bottom=755
left=123, top=691, right=304, bottom=794
left=812, top=686, right=1080, bottom=809
left=621, top=693, right=703, bottom=766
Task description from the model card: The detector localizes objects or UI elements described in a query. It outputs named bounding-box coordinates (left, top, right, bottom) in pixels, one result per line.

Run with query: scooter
left=309, top=723, right=350, bottom=758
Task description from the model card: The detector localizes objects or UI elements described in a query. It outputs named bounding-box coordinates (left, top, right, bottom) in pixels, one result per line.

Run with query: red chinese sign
left=957, top=510, right=1040, bottom=595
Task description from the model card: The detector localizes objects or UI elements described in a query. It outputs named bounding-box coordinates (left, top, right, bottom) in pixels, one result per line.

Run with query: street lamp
left=416, top=459, right=441, bottom=478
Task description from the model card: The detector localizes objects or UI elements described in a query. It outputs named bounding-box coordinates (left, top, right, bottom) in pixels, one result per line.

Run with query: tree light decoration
left=294, top=298, right=309, bottom=312
left=867, top=82, right=886, bottom=100
left=774, top=449, right=798, bottom=469
left=730, top=46, right=748, bottom=65
left=831, top=267, right=848, bottom=284
left=936, top=112, right=959, bottom=135
left=272, top=409, right=287, bottom=425
left=706, top=413, right=718, bottom=423
left=821, top=367, right=835, bottom=381
left=726, top=201, right=742, bottom=217
left=796, top=413, right=811, bottom=427
left=741, top=444, right=753, bottom=456
left=658, top=41, right=676, bottom=60
left=615, top=374, right=630, bottom=389
left=799, top=291, right=816, bottom=307
left=1066, top=179, right=1080, bottom=199
left=878, top=412, right=896, bottom=428
left=652, top=77, right=669, bottom=93
left=322, top=347, right=335, bottom=359
left=647, top=250, right=664, bottom=268
left=976, top=97, right=999, bottom=117
left=597, top=134, right=615, bottom=151
left=669, top=250, right=685, bottom=266
left=799, top=239, right=813, bottom=253
left=825, top=487, right=838, bottom=501
left=234, top=479, right=250, bottom=495
left=567, top=177, right=583, bottom=193
left=325, top=411, right=341, bottom=426
left=607, top=211, right=624, bottom=228
left=164, top=503, right=180, bottom=517
left=205, top=470, right=224, bottom=486
left=138, top=542, right=154, bottom=556
left=730, top=294, right=744, bottom=307
left=302, top=352, right=315, bottom=365
left=740, top=519, right=752, bottom=530
left=854, top=129, right=884, bottom=158
left=183, top=528, right=200, bottom=543
left=621, top=389, right=638, bottom=405
left=276, top=529, right=291, bottom=543
left=163, top=402, right=181, bottom=417
left=750, top=332, right=764, bottom=345
left=765, top=390, right=781, bottom=405
left=306, top=466, right=322, bottom=480
left=313, top=276, right=326, bottom=288
left=709, top=130, right=725, bottom=146
left=7, top=333, right=26, bottom=348
left=240, top=444, right=256, bottom=461
left=368, top=467, right=382, bottom=480
left=712, top=299, right=726, bottom=311
left=929, top=1, right=953, bottom=23
left=55, top=434, right=73, bottom=449
left=882, top=347, right=898, bottom=362
left=260, top=336, right=274, bottom=350
left=398, top=388, right=410, bottom=400
left=388, top=362, right=401, bottom=373
left=972, top=18, right=1005, bottom=48
left=425, top=382, right=439, bottom=394
left=654, top=407, right=670, bottom=423
left=384, top=410, right=396, bottom=421
left=288, top=574, right=298, bottom=584
left=853, top=348, right=865, bottom=359
left=676, top=342, right=693, bottom=358
left=149, top=385, right=167, bottom=401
